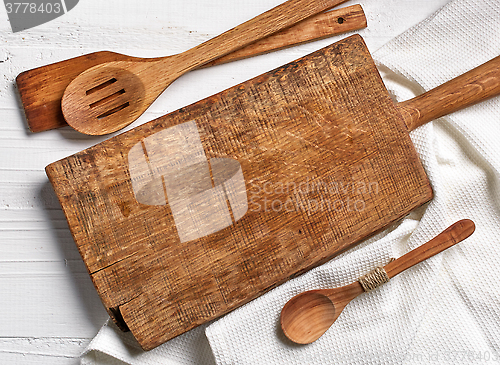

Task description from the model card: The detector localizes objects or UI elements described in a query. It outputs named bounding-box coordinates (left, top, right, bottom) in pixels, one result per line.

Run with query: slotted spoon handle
left=175, top=0, right=348, bottom=72
left=203, top=5, right=366, bottom=68
left=384, top=219, right=475, bottom=278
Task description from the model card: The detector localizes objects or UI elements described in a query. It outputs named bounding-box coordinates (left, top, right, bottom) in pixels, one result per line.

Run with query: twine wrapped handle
left=358, top=266, right=390, bottom=292
left=358, top=258, right=395, bottom=292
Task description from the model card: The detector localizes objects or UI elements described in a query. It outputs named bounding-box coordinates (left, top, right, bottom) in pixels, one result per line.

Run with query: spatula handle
left=384, top=219, right=475, bottom=278
left=178, top=0, right=348, bottom=71
left=398, top=56, right=500, bottom=132
left=202, top=5, right=367, bottom=68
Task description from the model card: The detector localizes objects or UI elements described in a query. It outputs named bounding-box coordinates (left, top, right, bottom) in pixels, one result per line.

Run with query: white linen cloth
left=82, top=0, right=500, bottom=363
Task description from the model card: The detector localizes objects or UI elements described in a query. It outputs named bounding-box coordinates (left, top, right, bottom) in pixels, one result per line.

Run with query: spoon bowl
left=281, top=282, right=364, bottom=344
left=281, top=291, right=336, bottom=344
left=281, top=287, right=356, bottom=344
left=280, top=219, right=476, bottom=344
left=61, top=0, right=347, bottom=135
left=62, top=61, right=159, bottom=135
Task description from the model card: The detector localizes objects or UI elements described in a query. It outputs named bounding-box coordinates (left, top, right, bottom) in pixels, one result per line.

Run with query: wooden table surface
left=0, top=0, right=451, bottom=363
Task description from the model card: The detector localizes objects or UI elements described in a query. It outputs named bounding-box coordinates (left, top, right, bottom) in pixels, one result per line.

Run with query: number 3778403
left=5, top=2, right=61, bottom=14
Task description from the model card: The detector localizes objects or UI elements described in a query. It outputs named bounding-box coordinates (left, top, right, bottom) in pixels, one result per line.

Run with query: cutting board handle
left=398, top=56, right=500, bottom=132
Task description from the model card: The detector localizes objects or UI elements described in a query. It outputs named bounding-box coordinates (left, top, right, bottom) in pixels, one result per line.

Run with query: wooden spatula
left=45, top=35, right=500, bottom=350
left=60, top=0, right=352, bottom=135
left=17, top=5, right=365, bottom=133
left=17, top=5, right=365, bottom=134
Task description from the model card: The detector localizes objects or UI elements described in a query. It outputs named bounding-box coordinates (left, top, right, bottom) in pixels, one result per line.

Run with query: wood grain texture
left=399, top=56, right=500, bottom=131
left=16, top=4, right=365, bottom=134
left=46, top=34, right=433, bottom=350
left=60, top=0, right=349, bottom=135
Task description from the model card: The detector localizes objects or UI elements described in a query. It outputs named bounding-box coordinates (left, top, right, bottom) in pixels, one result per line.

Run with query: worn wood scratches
left=45, top=35, right=433, bottom=350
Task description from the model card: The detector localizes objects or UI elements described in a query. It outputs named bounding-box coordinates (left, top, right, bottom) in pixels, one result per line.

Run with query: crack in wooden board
left=45, top=35, right=432, bottom=350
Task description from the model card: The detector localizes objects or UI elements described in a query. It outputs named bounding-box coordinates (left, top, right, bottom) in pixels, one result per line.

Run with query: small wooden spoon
left=61, top=0, right=348, bottom=135
left=280, top=219, right=476, bottom=344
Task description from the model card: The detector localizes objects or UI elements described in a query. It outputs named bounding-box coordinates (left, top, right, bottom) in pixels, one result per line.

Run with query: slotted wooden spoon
left=17, top=5, right=365, bottom=133
left=280, top=219, right=476, bottom=344
left=61, top=0, right=349, bottom=135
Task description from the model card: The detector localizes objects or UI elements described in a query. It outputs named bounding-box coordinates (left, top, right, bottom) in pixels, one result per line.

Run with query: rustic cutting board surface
left=46, top=34, right=432, bottom=350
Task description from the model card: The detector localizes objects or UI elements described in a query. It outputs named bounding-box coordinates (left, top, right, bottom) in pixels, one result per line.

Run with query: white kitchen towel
left=82, top=0, right=500, bottom=364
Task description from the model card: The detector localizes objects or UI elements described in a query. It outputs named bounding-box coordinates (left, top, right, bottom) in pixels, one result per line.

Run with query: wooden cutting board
left=46, top=34, right=433, bottom=350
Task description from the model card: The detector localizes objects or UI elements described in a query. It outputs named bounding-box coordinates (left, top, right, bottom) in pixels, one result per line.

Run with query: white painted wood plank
left=1, top=353, right=79, bottom=365
left=0, top=260, right=108, bottom=338
left=1, top=228, right=79, bottom=261
left=0, top=338, right=90, bottom=365
left=0, top=171, right=62, bottom=210
left=0, top=209, right=67, bottom=230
